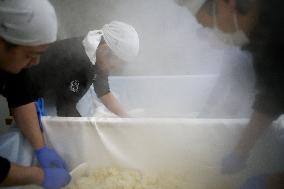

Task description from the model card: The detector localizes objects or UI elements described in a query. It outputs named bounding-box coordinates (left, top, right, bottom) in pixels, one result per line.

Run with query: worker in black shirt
left=0, top=0, right=70, bottom=188
left=221, top=0, right=284, bottom=188
left=30, top=21, right=140, bottom=117
left=196, top=0, right=259, bottom=47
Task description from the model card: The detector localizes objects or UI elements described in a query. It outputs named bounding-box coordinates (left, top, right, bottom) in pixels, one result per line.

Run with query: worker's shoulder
left=48, top=36, right=84, bottom=52
left=41, top=36, right=88, bottom=62
left=54, top=36, right=84, bottom=46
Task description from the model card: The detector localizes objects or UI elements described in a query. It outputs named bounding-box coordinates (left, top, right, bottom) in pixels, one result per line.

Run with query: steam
left=50, top=0, right=224, bottom=75
left=49, top=0, right=256, bottom=118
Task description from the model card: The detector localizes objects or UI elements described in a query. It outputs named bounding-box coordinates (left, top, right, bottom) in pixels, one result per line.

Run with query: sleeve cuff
left=0, top=156, right=11, bottom=183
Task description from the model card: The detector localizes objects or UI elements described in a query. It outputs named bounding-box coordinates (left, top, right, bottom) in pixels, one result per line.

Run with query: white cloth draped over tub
left=42, top=117, right=284, bottom=189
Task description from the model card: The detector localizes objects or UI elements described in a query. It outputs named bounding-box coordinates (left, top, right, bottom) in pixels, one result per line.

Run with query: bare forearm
left=0, top=163, right=43, bottom=186
left=11, top=102, right=45, bottom=150
left=100, top=92, right=128, bottom=117
left=235, top=111, right=274, bottom=155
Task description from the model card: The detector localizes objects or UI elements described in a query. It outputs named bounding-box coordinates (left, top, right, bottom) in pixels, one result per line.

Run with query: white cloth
left=0, top=0, right=57, bottom=46
left=42, top=117, right=284, bottom=188
left=0, top=127, right=33, bottom=165
left=0, top=127, right=34, bottom=189
left=83, top=21, right=139, bottom=64
left=177, top=0, right=206, bottom=15
left=82, top=30, right=103, bottom=65
left=102, top=21, right=139, bottom=62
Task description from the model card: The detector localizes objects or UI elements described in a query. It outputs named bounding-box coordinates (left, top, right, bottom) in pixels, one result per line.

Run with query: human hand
left=41, top=168, right=71, bottom=189
left=221, top=151, right=248, bottom=174
left=35, top=147, right=68, bottom=170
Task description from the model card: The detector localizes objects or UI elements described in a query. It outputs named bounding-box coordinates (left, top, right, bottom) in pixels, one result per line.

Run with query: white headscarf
left=0, top=0, right=58, bottom=46
left=82, top=21, right=139, bottom=65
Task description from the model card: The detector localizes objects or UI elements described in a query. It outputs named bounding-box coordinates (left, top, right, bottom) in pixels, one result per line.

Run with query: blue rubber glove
left=35, top=147, right=68, bottom=170
left=42, top=168, right=71, bottom=189
left=221, top=152, right=248, bottom=174
left=240, top=175, right=267, bottom=189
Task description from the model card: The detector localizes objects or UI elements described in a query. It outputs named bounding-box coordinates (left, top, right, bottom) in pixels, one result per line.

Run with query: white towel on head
left=82, top=21, right=139, bottom=65
left=0, top=0, right=58, bottom=46
left=102, top=21, right=139, bottom=62
left=82, top=30, right=103, bottom=65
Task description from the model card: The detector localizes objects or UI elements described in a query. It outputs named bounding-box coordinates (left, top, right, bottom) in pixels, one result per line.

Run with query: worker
left=178, top=0, right=259, bottom=47
left=221, top=0, right=284, bottom=188
left=0, top=0, right=70, bottom=188
left=194, top=0, right=259, bottom=118
left=29, top=21, right=140, bottom=117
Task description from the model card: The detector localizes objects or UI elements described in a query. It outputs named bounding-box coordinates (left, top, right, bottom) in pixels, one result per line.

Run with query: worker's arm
left=0, top=102, right=71, bottom=188
left=1, top=163, right=71, bottom=188
left=11, top=102, right=68, bottom=170
left=0, top=163, right=43, bottom=186
left=222, top=111, right=274, bottom=174
left=234, top=111, right=274, bottom=156
left=100, top=92, right=128, bottom=117
left=11, top=102, right=44, bottom=150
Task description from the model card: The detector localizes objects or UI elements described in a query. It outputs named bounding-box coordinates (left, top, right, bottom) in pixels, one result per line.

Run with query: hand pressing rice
left=65, top=167, right=186, bottom=189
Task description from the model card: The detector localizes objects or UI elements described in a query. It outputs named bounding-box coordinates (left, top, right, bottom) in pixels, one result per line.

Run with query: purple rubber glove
left=42, top=168, right=71, bottom=189
left=35, top=147, right=68, bottom=170
left=240, top=175, right=267, bottom=189
left=221, top=151, right=248, bottom=174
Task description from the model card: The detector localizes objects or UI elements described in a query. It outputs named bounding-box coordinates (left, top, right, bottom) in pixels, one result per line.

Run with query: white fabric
left=0, top=126, right=34, bottom=189
left=0, top=127, right=33, bottom=165
left=82, top=30, right=103, bottom=65
left=76, top=85, right=110, bottom=117
left=0, top=0, right=57, bottom=46
left=177, top=0, right=206, bottom=15
left=42, top=117, right=284, bottom=189
left=102, top=21, right=139, bottom=62
left=82, top=21, right=139, bottom=65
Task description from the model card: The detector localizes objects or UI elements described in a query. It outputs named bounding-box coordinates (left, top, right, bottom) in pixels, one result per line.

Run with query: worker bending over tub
left=30, top=21, right=139, bottom=117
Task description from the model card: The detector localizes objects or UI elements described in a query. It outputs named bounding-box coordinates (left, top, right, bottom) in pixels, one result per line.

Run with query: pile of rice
left=65, top=167, right=186, bottom=189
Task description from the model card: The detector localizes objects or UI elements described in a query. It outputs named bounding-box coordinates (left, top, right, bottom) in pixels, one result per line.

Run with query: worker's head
left=0, top=0, right=57, bottom=74
left=83, top=21, right=139, bottom=72
left=96, top=39, right=126, bottom=72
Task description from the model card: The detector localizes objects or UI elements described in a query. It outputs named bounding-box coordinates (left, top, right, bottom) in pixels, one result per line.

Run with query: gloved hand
left=221, top=151, right=248, bottom=174
left=240, top=175, right=267, bottom=189
left=35, top=147, right=68, bottom=170
left=41, top=168, right=71, bottom=189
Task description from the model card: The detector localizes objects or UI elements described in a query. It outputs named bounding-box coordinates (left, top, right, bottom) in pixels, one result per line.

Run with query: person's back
left=30, top=37, right=96, bottom=116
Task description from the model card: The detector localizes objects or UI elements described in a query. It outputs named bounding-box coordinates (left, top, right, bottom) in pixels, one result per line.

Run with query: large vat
left=41, top=117, right=284, bottom=189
